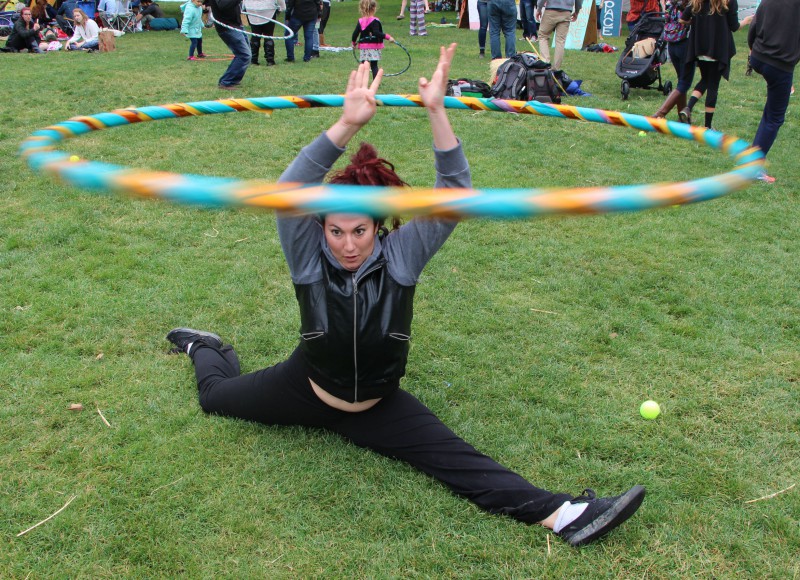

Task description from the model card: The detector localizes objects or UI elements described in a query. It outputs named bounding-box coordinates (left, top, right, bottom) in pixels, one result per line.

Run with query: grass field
left=2, top=2, right=799, bottom=577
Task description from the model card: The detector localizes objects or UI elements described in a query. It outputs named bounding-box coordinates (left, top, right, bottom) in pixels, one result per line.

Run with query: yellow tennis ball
left=638, top=130, right=647, bottom=137
left=640, top=400, right=661, bottom=419
left=70, top=155, right=80, bottom=162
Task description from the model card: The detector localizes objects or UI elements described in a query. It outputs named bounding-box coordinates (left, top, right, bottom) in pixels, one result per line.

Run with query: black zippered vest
left=294, top=255, right=416, bottom=403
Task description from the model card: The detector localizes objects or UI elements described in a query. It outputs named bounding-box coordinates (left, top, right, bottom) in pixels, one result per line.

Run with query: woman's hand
left=326, top=61, right=383, bottom=148
left=418, top=42, right=456, bottom=114
left=419, top=43, right=459, bottom=151
left=342, top=60, right=382, bottom=128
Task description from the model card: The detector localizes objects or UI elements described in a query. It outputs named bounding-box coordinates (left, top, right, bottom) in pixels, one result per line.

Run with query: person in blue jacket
left=180, top=0, right=206, bottom=60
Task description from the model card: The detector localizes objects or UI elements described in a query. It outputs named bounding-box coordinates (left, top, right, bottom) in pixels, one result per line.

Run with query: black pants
left=249, top=20, right=276, bottom=64
left=318, top=2, right=330, bottom=35
left=191, top=344, right=570, bottom=524
left=693, top=60, right=723, bottom=109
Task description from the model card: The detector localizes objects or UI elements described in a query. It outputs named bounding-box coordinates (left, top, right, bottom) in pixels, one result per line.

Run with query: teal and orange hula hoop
left=19, top=95, right=765, bottom=218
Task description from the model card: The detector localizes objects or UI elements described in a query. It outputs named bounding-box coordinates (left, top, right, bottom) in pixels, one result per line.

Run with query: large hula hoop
left=19, top=96, right=765, bottom=219
left=210, top=12, right=293, bottom=41
left=352, top=40, right=412, bottom=77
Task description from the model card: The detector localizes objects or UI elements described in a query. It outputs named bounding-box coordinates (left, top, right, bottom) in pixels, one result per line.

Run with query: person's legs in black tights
left=188, top=343, right=569, bottom=523
left=332, top=388, right=572, bottom=523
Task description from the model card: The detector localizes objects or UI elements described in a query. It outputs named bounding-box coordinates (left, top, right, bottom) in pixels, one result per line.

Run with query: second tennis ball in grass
left=638, top=130, right=647, bottom=137
left=640, top=400, right=661, bottom=419
left=70, top=155, right=80, bottom=162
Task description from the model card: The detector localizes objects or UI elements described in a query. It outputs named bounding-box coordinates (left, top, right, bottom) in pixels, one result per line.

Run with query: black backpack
left=528, top=69, right=562, bottom=104
left=490, top=54, right=562, bottom=104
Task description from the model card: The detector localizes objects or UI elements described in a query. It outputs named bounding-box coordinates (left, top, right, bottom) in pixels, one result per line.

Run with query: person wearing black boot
left=244, top=0, right=285, bottom=65
left=653, top=0, right=695, bottom=120
left=678, top=0, right=753, bottom=128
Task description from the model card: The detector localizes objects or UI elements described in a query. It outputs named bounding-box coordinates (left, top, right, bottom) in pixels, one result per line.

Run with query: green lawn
left=2, top=2, right=798, bottom=577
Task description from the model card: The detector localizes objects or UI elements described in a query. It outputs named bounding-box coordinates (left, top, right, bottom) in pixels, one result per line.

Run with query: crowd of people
left=2, top=0, right=794, bottom=174
left=0, top=0, right=145, bottom=52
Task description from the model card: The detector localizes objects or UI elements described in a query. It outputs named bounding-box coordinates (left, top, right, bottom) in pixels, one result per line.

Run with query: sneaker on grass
left=166, top=328, right=222, bottom=355
left=556, top=485, right=646, bottom=547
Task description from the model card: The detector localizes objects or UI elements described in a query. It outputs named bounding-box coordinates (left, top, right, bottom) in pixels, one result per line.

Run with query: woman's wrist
left=327, top=118, right=365, bottom=148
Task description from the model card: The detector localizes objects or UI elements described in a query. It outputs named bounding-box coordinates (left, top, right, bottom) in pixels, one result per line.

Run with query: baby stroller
left=615, top=12, right=671, bottom=100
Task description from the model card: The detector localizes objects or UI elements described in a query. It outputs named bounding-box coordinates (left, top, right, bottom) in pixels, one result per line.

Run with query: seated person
left=30, top=0, right=57, bottom=25
left=135, top=0, right=164, bottom=28
left=66, top=7, right=99, bottom=50
left=56, top=0, right=80, bottom=34
left=3, top=6, right=43, bottom=52
left=31, top=0, right=59, bottom=40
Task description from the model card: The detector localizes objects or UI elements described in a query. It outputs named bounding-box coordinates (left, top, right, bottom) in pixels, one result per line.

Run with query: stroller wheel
left=621, top=80, right=630, bottom=100
left=664, top=80, right=673, bottom=95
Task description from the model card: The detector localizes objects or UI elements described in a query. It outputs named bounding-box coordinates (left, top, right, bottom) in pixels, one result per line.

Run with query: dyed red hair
left=327, top=142, right=406, bottom=232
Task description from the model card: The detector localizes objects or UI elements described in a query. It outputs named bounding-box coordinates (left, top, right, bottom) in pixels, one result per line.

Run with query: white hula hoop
left=209, top=12, right=294, bottom=41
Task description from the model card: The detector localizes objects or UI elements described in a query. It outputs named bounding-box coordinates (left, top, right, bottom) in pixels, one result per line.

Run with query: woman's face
left=21, top=9, right=32, bottom=20
left=323, top=214, right=378, bottom=272
left=73, top=9, right=83, bottom=22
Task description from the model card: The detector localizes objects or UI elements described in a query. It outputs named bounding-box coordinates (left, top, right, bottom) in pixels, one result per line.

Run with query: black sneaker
left=166, top=328, right=222, bottom=355
left=556, top=485, right=646, bottom=547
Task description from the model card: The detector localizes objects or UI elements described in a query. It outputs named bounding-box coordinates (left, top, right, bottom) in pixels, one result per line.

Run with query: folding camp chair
left=0, top=10, right=15, bottom=28
left=98, top=0, right=136, bottom=32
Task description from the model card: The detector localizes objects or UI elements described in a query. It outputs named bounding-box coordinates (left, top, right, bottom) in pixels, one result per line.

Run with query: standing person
left=207, top=0, right=251, bottom=89
left=284, top=0, right=321, bottom=62
left=2, top=6, right=42, bottom=52
left=476, top=0, right=488, bottom=58
left=535, top=0, right=583, bottom=72
left=652, top=0, right=695, bottom=119
left=181, top=0, right=206, bottom=60
left=351, top=0, right=393, bottom=80
left=396, top=0, right=429, bottom=20
left=747, top=0, right=800, bottom=184
left=243, top=0, right=285, bottom=66
left=488, top=0, right=516, bottom=59
left=66, top=8, right=100, bottom=51
left=678, top=0, right=752, bottom=129
left=317, top=0, right=331, bottom=46
left=519, top=0, right=538, bottom=41
left=407, top=0, right=426, bottom=36
left=166, top=43, right=647, bottom=548
left=626, top=0, right=663, bottom=32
